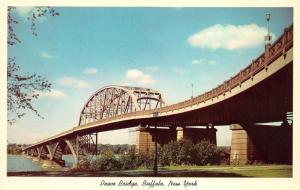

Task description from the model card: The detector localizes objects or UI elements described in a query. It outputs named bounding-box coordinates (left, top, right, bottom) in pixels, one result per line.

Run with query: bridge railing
left=153, top=24, right=293, bottom=114
left=76, top=25, right=293, bottom=130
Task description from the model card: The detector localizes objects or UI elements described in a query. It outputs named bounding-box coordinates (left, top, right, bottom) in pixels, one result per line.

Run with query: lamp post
left=153, top=111, right=159, bottom=176
left=265, top=13, right=271, bottom=46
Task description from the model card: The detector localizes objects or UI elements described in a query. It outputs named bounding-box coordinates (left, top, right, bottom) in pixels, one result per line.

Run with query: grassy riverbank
left=8, top=165, right=292, bottom=177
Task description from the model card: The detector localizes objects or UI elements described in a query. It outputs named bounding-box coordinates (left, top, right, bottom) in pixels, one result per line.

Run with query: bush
left=176, top=139, right=194, bottom=165
left=119, top=149, right=155, bottom=169
left=89, top=148, right=155, bottom=171
left=90, top=150, right=121, bottom=171
left=78, top=140, right=224, bottom=171
left=159, top=139, right=223, bottom=166
left=193, top=140, right=221, bottom=165
left=217, top=147, right=230, bottom=165
left=135, top=152, right=154, bottom=169
left=119, top=148, right=137, bottom=170
left=159, top=141, right=179, bottom=166
left=78, top=157, right=91, bottom=170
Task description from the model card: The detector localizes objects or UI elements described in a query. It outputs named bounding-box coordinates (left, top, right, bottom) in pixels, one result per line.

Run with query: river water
left=7, top=154, right=75, bottom=172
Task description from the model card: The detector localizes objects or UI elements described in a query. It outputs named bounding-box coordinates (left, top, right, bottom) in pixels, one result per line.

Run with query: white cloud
left=15, top=7, right=46, bottom=23
left=172, top=68, right=185, bottom=75
left=192, top=59, right=216, bottom=65
left=57, top=77, right=91, bottom=88
left=126, top=69, right=155, bottom=85
left=15, top=7, right=34, bottom=19
left=192, top=59, right=204, bottom=65
left=33, top=89, right=67, bottom=98
left=208, top=60, right=216, bottom=65
left=41, top=52, right=55, bottom=59
left=83, top=68, right=98, bottom=75
left=188, top=24, right=275, bottom=50
left=145, top=66, right=159, bottom=72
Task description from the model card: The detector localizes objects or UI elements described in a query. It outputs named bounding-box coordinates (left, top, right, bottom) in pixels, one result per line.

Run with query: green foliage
left=7, top=143, right=26, bottom=154
left=90, top=150, right=121, bottom=171
left=119, top=148, right=154, bottom=170
left=159, top=140, right=223, bottom=166
left=135, top=152, right=154, bottom=169
left=88, top=147, right=155, bottom=171
left=193, top=140, right=221, bottom=165
left=177, top=139, right=195, bottom=165
left=119, top=148, right=137, bottom=170
left=77, top=158, right=91, bottom=170
left=97, top=144, right=134, bottom=155
left=80, top=140, right=224, bottom=172
left=217, top=146, right=231, bottom=165
left=159, top=141, right=179, bottom=166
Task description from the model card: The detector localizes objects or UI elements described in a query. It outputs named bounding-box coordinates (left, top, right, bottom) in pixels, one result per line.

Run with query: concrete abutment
left=230, top=123, right=292, bottom=165
left=136, top=125, right=217, bottom=154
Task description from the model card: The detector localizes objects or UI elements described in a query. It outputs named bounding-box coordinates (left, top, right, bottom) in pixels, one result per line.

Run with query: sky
left=7, top=7, right=293, bottom=146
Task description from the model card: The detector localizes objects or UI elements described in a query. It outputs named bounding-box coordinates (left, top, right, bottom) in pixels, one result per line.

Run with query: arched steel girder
left=78, top=85, right=165, bottom=126
left=37, top=145, right=51, bottom=159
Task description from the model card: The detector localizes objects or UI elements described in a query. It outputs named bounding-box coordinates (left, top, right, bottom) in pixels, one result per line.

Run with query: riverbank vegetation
left=74, top=140, right=229, bottom=172
left=7, top=144, right=28, bottom=154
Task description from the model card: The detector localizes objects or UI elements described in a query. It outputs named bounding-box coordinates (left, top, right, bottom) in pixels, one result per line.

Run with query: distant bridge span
left=23, top=25, right=293, bottom=166
left=78, top=85, right=166, bottom=126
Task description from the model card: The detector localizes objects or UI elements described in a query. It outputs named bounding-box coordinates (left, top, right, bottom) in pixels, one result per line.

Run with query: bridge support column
left=176, top=126, right=217, bottom=145
left=30, top=149, right=33, bottom=156
left=230, top=124, right=261, bottom=165
left=136, top=126, right=177, bottom=154
left=176, top=126, right=184, bottom=141
left=230, top=123, right=292, bottom=165
left=136, top=126, right=154, bottom=154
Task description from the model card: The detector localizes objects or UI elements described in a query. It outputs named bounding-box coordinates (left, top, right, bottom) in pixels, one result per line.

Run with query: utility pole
left=95, top=132, right=98, bottom=156
left=153, top=111, right=159, bottom=176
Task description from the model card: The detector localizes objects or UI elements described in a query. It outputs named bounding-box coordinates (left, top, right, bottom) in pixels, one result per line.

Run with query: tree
left=159, top=140, right=179, bottom=166
left=7, top=6, right=59, bottom=125
left=159, top=139, right=223, bottom=166
left=7, top=6, right=59, bottom=45
left=193, top=140, right=221, bottom=165
left=176, top=139, right=194, bottom=165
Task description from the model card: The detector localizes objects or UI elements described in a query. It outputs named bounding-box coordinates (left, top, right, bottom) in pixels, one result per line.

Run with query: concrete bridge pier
left=176, top=125, right=217, bottom=144
left=135, top=125, right=177, bottom=154
left=135, top=125, right=154, bottom=154
left=136, top=124, right=218, bottom=154
left=230, top=124, right=261, bottom=165
left=230, top=122, right=292, bottom=165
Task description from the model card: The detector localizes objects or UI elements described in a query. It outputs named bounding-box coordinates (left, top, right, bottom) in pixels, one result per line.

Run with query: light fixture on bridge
left=266, top=13, right=271, bottom=21
left=264, top=13, right=272, bottom=46
left=153, top=111, right=159, bottom=118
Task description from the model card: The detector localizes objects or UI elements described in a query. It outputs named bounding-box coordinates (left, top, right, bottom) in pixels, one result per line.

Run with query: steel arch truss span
left=79, top=85, right=165, bottom=126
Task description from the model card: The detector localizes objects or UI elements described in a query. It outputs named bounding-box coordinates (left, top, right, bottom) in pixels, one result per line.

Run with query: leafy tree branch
left=7, top=6, right=59, bottom=125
